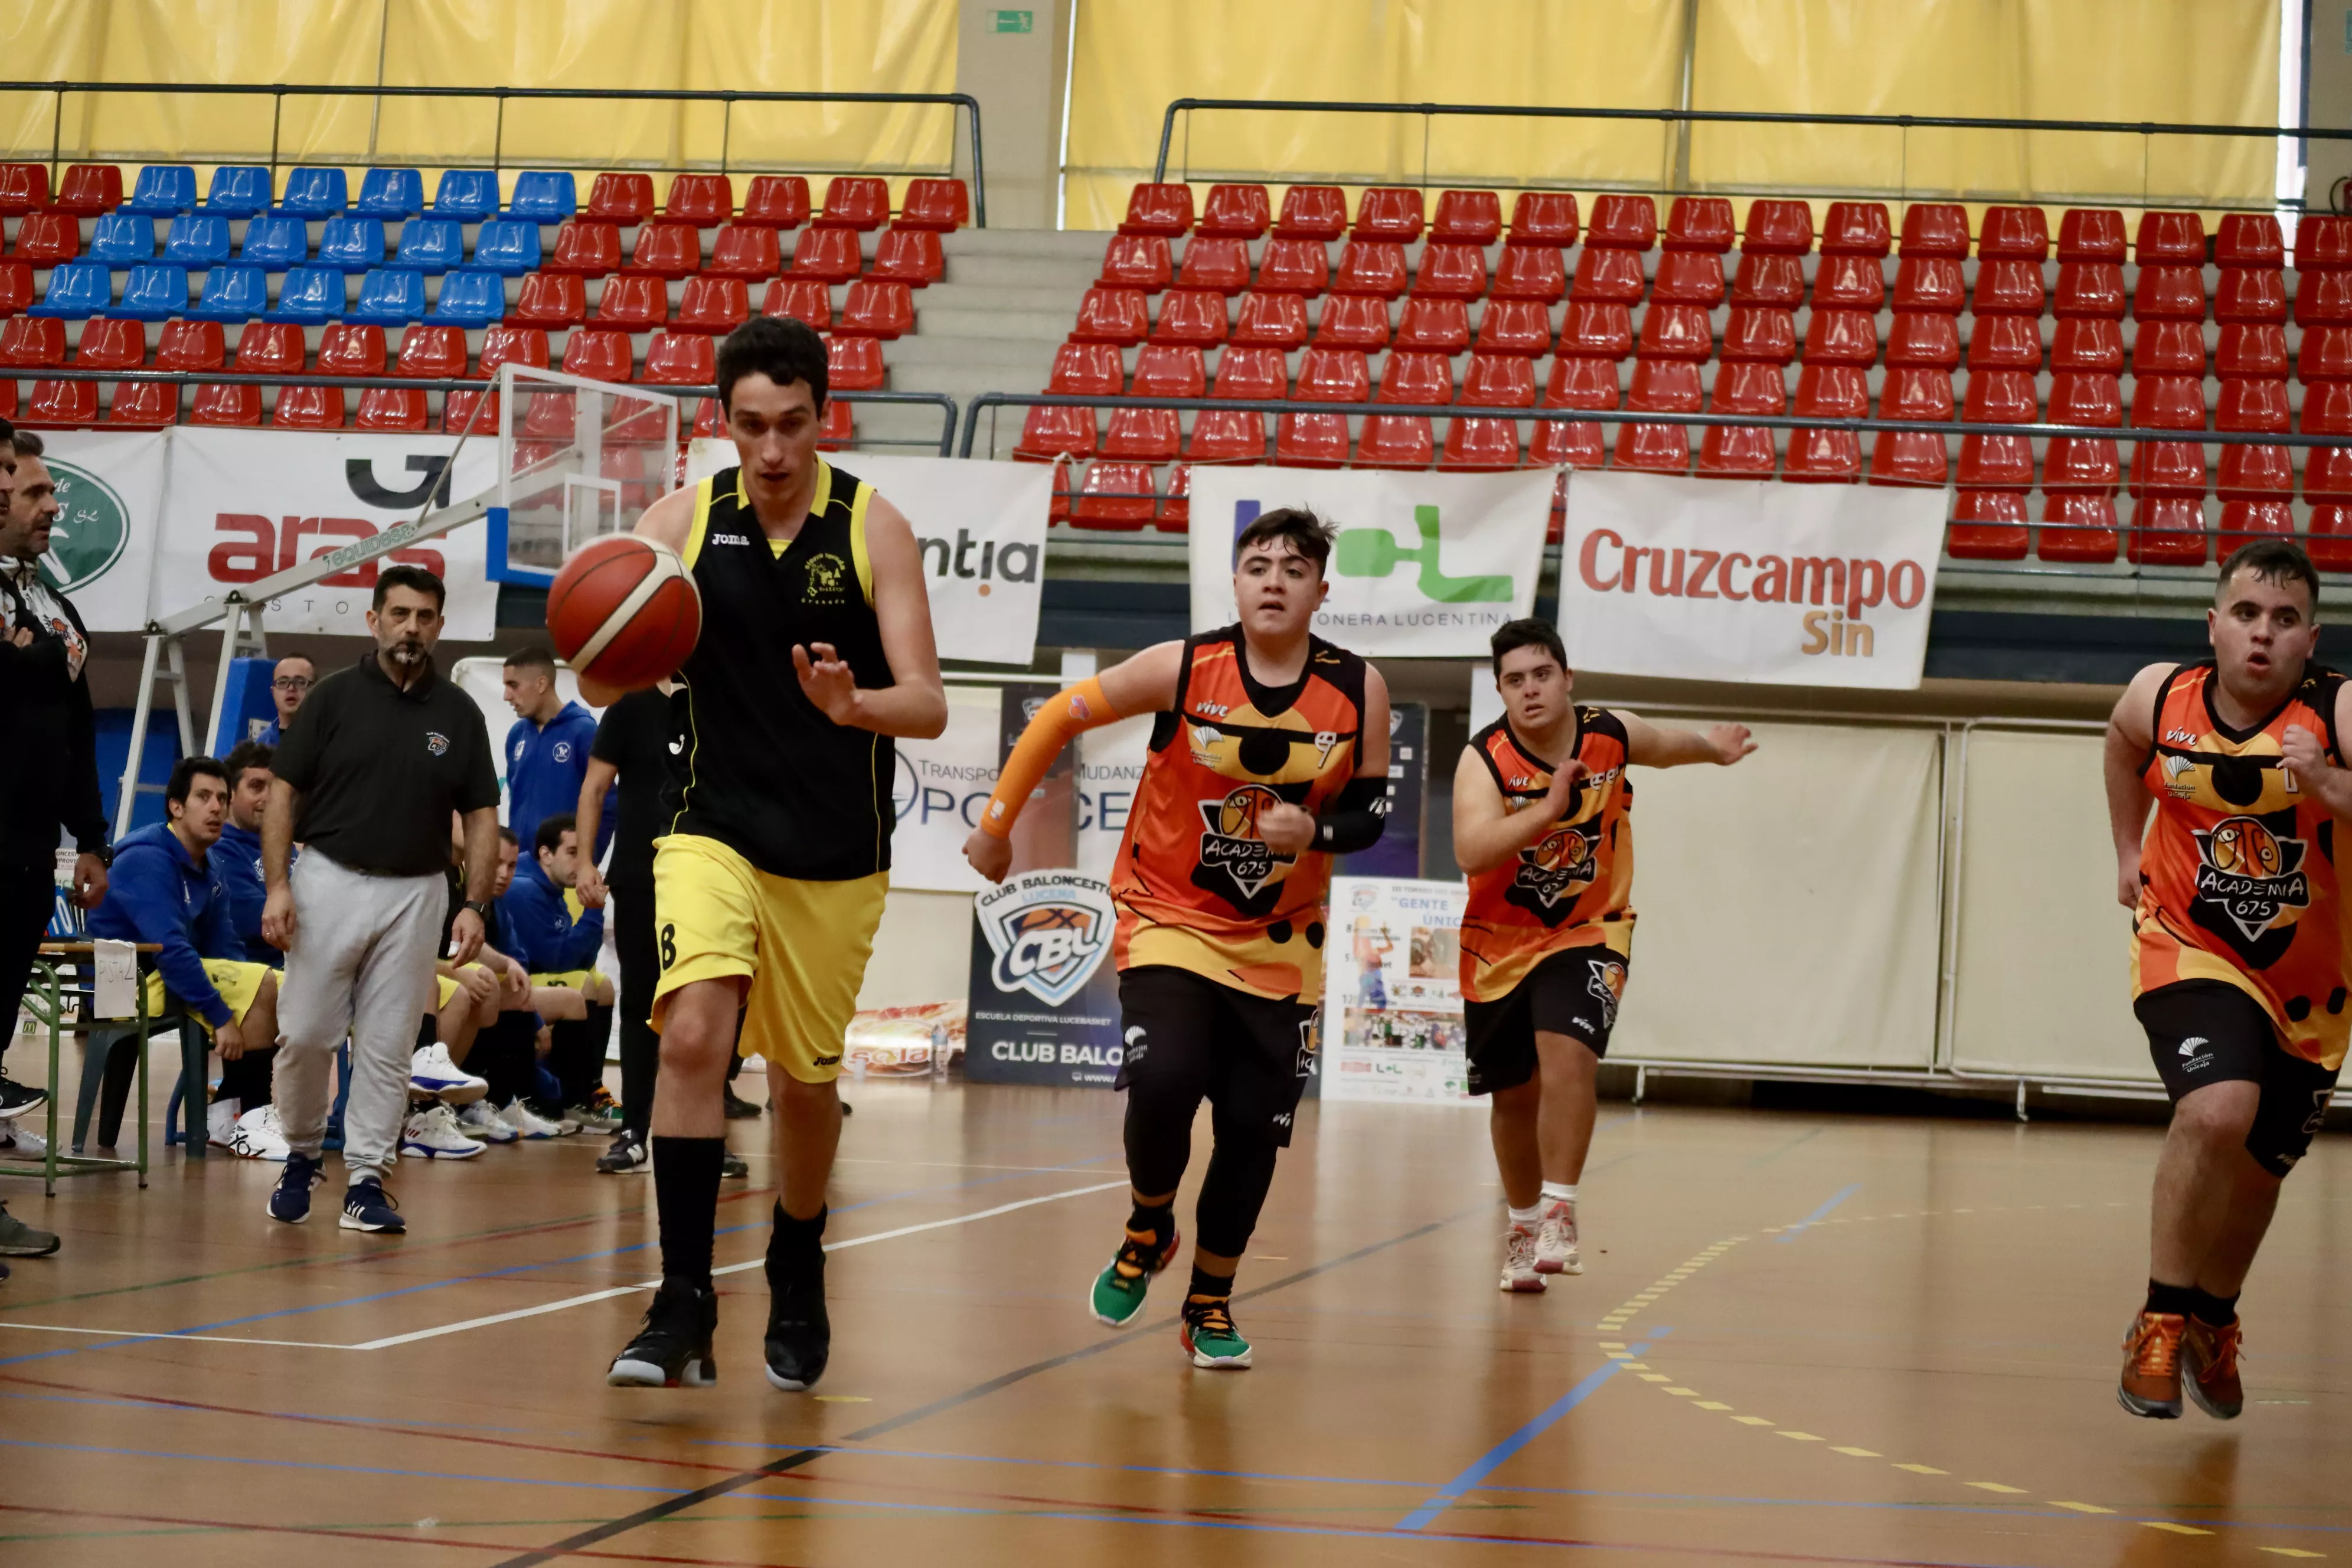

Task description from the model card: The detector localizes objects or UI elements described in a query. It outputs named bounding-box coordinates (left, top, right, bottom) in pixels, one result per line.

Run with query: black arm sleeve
left=1313, top=774, right=1390, bottom=855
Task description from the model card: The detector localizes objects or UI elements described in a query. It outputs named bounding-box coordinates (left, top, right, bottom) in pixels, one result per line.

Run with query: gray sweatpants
left=274, top=850, right=444, bottom=1183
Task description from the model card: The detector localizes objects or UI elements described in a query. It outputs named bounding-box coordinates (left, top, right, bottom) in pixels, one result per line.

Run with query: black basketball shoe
left=607, top=1280, right=719, bottom=1387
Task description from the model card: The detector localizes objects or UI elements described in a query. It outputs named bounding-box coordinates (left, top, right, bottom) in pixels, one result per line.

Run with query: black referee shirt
left=272, top=652, right=499, bottom=877
left=589, top=688, right=674, bottom=894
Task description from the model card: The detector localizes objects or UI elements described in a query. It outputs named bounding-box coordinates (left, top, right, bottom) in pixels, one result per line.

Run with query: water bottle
left=930, top=1023, right=952, bottom=1084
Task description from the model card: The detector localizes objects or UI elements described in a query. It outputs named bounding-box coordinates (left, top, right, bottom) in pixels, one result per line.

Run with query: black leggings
left=0, top=861, right=57, bottom=1074
left=217, top=1045, right=277, bottom=1110
left=613, top=886, right=660, bottom=1134
left=1124, top=1078, right=1282, bottom=1260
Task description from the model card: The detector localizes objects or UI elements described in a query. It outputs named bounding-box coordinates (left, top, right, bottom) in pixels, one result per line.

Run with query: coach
left=0, top=424, right=109, bottom=1122
left=262, top=564, right=500, bottom=1233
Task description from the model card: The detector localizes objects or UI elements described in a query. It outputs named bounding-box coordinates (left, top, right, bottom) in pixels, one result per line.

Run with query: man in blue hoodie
left=500, top=812, right=616, bottom=1128
left=87, top=757, right=288, bottom=1160
left=502, top=647, right=612, bottom=858
left=215, top=740, right=279, bottom=966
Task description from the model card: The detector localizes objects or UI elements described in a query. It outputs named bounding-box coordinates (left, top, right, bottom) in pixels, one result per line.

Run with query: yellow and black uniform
left=1111, top=627, right=1368, bottom=1146
left=651, top=461, right=892, bottom=1081
left=2132, top=659, right=2348, bottom=1175
left=1458, top=710, right=1635, bottom=1092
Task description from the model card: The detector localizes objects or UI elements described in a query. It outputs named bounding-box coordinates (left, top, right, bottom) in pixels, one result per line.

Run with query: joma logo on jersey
left=1197, top=785, right=1291, bottom=900
left=1513, top=825, right=1599, bottom=909
left=976, top=873, right=1116, bottom=1007
left=802, top=551, right=850, bottom=604
left=708, top=532, right=753, bottom=547
left=2191, top=815, right=2311, bottom=942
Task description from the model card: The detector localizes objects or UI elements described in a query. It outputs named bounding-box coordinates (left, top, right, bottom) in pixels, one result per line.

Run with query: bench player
left=2106, top=539, right=2349, bottom=1420
left=965, top=507, right=1390, bottom=1369
left=1453, top=619, right=1753, bottom=1291
left=605, top=316, right=945, bottom=1393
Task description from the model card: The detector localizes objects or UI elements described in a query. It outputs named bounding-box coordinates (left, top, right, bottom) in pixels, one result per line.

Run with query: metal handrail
left=0, top=80, right=986, bottom=226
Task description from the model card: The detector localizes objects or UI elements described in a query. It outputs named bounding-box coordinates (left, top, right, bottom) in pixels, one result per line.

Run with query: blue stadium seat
left=345, top=267, right=426, bottom=325
left=277, top=166, right=348, bottom=218
left=188, top=265, right=268, bottom=322
left=429, top=169, right=500, bottom=221
left=201, top=165, right=272, bottom=217
left=162, top=214, right=232, bottom=270
left=89, top=213, right=156, bottom=268
left=394, top=218, right=464, bottom=275
left=263, top=264, right=345, bottom=324
left=237, top=214, right=310, bottom=270
left=507, top=171, right=576, bottom=222
left=316, top=217, right=387, bottom=273
left=355, top=168, right=424, bottom=220
left=115, top=263, right=190, bottom=322
left=424, top=267, right=504, bottom=326
left=28, top=261, right=113, bottom=318
left=122, top=164, right=198, bottom=217
left=469, top=219, right=541, bottom=276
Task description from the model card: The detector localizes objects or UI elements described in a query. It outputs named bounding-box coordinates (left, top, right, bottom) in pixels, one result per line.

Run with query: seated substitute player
left=2106, top=539, right=2351, bottom=1421
left=1453, top=619, right=1753, bottom=1292
left=87, top=757, right=290, bottom=1159
left=500, top=812, right=618, bottom=1131
left=605, top=315, right=945, bottom=1393
left=215, top=741, right=280, bottom=966
left=965, top=507, right=1390, bottom=1370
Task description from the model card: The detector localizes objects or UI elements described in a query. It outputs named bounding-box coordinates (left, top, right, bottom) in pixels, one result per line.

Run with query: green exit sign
left=989, top=8, right=1033, bottom=32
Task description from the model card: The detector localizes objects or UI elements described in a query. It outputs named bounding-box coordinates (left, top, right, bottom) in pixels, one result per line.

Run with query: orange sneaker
left=2118, top=1311, right=2185, bottom=1418
left=2180, top=1316, right=2244, bottom=1420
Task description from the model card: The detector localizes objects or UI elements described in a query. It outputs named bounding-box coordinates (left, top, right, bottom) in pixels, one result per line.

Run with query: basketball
left=545, top=534, right=701, bottom=692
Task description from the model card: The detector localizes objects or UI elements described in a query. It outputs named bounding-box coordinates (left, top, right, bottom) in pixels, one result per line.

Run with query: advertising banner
left=1186, top=468, right=1551, bottom=656
left=1077, top=714, right=1154, bottom=882
left=1559, top=471, right=1944, bottom=690
left=1323, top=876, right=1476, bottom=1106
left=887, top=687, right=1004, bottom=893
left=961, top=868, right=1127, bottom=1087
left=685, top=445, right=1047, bottom=666
left=37, top=431, right=168, bottom=633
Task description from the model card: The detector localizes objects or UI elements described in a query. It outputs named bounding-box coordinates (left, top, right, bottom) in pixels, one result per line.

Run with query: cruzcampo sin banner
left=961, top=868, right=1126, bottom=1088
left=1186, top=468, right=1550, bottom=656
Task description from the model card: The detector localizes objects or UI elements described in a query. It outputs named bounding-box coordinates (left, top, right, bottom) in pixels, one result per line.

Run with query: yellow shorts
left=530, top=969, right=595, bottom=990
left=434, top=963, right=499, bottom=1011
left=651, top=832, right=887, bottom=1083
left=146, top=959, right=272, bottom=1037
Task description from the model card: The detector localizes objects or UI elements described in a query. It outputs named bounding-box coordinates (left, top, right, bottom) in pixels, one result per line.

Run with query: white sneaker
left=409, top=1043, right=488, bottom=1105
left=1500, top=1221, right=1547, bottom=1293
left=400, top=1103, right=484, bottom=1159
left=0, top=1125, right=46, bottom=1157
left=206, top=1097, right=243, bottom=1149
left=1535, top=1200, right=1581, bottom=1275
left=226, top=1104, right=290, bottom=1162
left=499, top=1097, right=567, bottom=1140
left=453, top=1100, right=518, bottom=1144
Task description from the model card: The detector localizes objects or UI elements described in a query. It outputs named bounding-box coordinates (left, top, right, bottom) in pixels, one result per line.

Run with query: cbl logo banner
left=1560, top=472, right=1944, bottom=691
left=1186, top=468, right=1551, bottom=656
left=962, top=868, right=1127, bottom=1089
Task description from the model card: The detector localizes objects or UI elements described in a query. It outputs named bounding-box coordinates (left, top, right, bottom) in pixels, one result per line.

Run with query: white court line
left=348, top=1178, right=1130, bottom=1351
left=0, top=1321, right=348, bottom=1349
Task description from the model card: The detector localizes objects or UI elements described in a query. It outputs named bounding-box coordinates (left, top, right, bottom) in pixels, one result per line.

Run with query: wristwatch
left=463, top=899, right=496, bottom=922
left=84, top=845, right=113, bottom=868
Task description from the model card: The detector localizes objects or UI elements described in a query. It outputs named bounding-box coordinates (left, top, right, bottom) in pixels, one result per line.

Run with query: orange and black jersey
left=2134, top=658, right=2352, bottom=1070
left=1110, top=626, right=1368, bottom=1002
left=1459, top=709, right=1635, bottom=1005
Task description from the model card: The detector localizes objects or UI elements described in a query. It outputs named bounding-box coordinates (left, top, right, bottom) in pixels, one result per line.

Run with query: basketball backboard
left=485, top=362, right=681, bottom=587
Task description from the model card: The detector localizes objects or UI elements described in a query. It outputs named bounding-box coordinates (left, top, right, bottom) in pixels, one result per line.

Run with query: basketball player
left=1453, top=619, right=1753, bottom=1292
left=2106, top=538, right=2349, bottom=1420
left=604, top=316, right=945, bottom=1392
left=964, top=508, right=1390, bottom=1369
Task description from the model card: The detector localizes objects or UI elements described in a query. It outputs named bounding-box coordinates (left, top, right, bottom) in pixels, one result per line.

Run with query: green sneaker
left=1180, top=1297, right=1252, bottom=1369
left=0, top=1201, right=58, bottom=1257
left=1089, top=1226, right=1180, bottom=1327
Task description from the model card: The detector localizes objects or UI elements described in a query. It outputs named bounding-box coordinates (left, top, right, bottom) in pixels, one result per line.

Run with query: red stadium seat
left=2040, top=494, right=2119, bottom=563
left=1071, top=460, right=1158, bottom=530
left=666, top=174, right=733, bottom=227
left=1393, top=295, right=1469, bottom=355
left=12, top=211, right=79, bottom=266
left=1719, top=306, right=1795, bottom=364
left=1278, top=346, right=1367, bottom=467
left=586, top=173, right=655, bottom=224
left=1651, top=251, right=1725, bottom=306
left=508, top=270, right=587, bottom=328
left=2219, top=324, right=2289, bottom=380
left=1131, top=341, right=1206, bottom=400
left=1119, top=183, right=1194, bottom=237
left=1376, top=348, right=1452, bottom=405
left=1431, top=190, right=1501, bottom=246
left=2058, top=208, right=2127, bottom=262
left=1743, top=200, right=1814, bottom=255
left=2054, top=262, right=2126, bottom=318
left=2298, top=216, right=2352, bottom=272
left=2128, top=376, right=2210, bottom=497
left=837, top=278, right=914, bottom=339
left=1046, top=339, right=1122, bottom=396
left=1443, top=354, right=1531, bottom=470
left=2304, top=382, right=2352, bottom=511
left=1273, top=185, right=1347, bottom=241
left=2217, top=500, right=2295, bottom=554
left=1570, top=247, right=1645, bottom=305
left=1491, top=244, right=1565, bottom=302
left=1971, top=259, right=2045, bottom=316
left=1353, top=187, right=1423, bottom=241
left=1898, top=204, right=1970, bottom=257
left=1293, top=345, right=1369, bottom=401
left=1812, top=254, right=1884, bottom=311
left=762, top=277, right=832, bottom=329
left=676, top=275, right=749, bottom=334
left=121, top=318, right=215, bottom=424
left=2132, top=320, right=2206, bottom=377
left=1101, top=371, right=1182, bottom=460
left=1188, top=347, right=1273, bottom=461
left=820, top=177, right=891, bottom=231
left=1976, top=206, right=2050, bottom=262
left=354, top=384, right=427, bottom=431
left=1175, top=236, right=1251, bottom=295
left=1821, top=202, right=1892, bottom=257
left=1697, top=359, right=1784, bottom=478
left=2307, top=505, right=2352, bottom=572
left=1360, top=349, right=1449, bottom=469
left=188, top=380, right=262, bottom=426
left=1074, top=288, right=1149, bottom=345
left=2049, top=317, right=2122, bottom=374
left=1312, top=293, right=1387, bottom=350
left=2215, top=214, right=2283, bottom=269
left=1968, top=313, right=2043, bottom=371
left=629, top=222, right=702, bottom=279
left=816, top=398, right=854, bottom=451
left=707, top=223, right=783, bottom=280
left=234, top=321, right=305, bottom=374
left=2215, top=378, right=2293, bottom=501
left=2135, top=211, right=2204, bottom=264
left=790, top=226, right=863, bottom=283
left=1099, top=234, right=1171, bottom=291
left=561, top=328, right=634, bottom=383
left=1783, top=365, right=1866, bottom=482
left=1884, top=312, right=1960, bottom=370
left=1958, top=368, right=2037, bottom=494
left=1198, top=184, right=1271, bottom=239
left=545, top=219, right=622, bottom=277
left=0, top=315, right=63, bottom=368
left=1731, top=252, right=1804, bottom=309
left=2215, top=267, right=2286, bottom=324
left=829, top=333, right=886, bottom=391
left=1634, top=302, right=1710, bottom=361
left=2044, top=373, right=2124, bottom=507
left=54, top=164, right=122, bottom=216
left=1413, top=242, right=1487, bottom=299
left=1508, top=192, right=1578, bottom=247
left=266, top=381, right=341, bottom=430
left=1663, top=197, right=1734, bottom=253
left=0, top=163, right=48, bottom=216
left=0, top=260, right=31, bottom=317
left=1948, top=489, right=2031, bottom=561
left=1256, top=237, right=1330, bottom=296
left=2134, top=265, right=2208, bottom=322
left=1231, top=290, right=1310, bottom=349
left=2128, top=496, right=2209, bottom=566
left=1332, top=240, right=1409, bottom=299
left=897, top=178, right=969, bottom=231
left=399, top=323, right=472, bottom=378
left=1801, top=309, right=1876, bottom=365
left=1869, top=368, right=1952, bottom=486
left=1149, top=288, right=1226, bottom=347
left=1585, top=195, right=1657, bottom=251
left=1558, top=300, right=1634, bottom=360
left=740, top=175, right=811, bottom=229
left=315, top=321, right=383, bottom=376
left=595, top=273, right=669, bottom=329
left=1158, top=462, right=1191, bottom=533
left=1476, top=298, right=1553, bottom=357
left=869, top=227, right=944, bottom=286
left=2298, top=270, right=2352, bottom=327
left=1613, top=358, right=1698, bottom=472
left=1015, top=402, right=1095, bottom=462
left=2299, top=325, right=2352, bottom=380
left=1530, top=355, right=1616, bottom=469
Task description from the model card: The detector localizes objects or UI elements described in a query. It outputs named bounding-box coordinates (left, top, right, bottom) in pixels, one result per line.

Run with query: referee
left=262, top=565, right=500, bottom=1233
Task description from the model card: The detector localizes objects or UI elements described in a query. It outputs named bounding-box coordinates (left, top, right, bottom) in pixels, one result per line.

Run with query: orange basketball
left=545, top=534, right=701, bottom=692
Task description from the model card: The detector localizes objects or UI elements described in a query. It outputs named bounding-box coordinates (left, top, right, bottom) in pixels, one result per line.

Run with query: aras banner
left=1559, top=472, right=1944, bottom=690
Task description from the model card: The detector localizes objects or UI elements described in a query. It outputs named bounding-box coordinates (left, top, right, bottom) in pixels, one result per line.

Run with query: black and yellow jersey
left=663, top=460, right=896, bottom=881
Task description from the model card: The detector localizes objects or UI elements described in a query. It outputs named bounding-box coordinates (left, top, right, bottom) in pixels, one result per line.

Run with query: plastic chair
left=2057, top=208, right=2128, bottom=263
left=829, top=333, right=887, bottom=391
left=1477, top=298, right=1554, bottom=357
left=315, top=216, right=386, bottom=273
left=675, top=275, right=748, bottom=335
left=1256, top=237, right=1329, bottom=296
left=277, top=167, right=347, bottom=218
left=1391, top=296, right=1468, bottom=355
left=1585, top=195, right=1658, bottom=250
left=345, top=267, right=426, bottom=326
left=1530, top=355, right=1618, bottom=469
left=820, top=177, right=892, bottom=231
left=2215, top=267, right=2285, bottom=325
left=1971, top=259, right=2045, bottom=317
left=188, top=265, right=267, bottom=323
left=897, top=178, right=969, bottom=231
left=561, top=328, right=635, bottom=383
left=1072, top=288, right=1149, bottom=346
left=641, top=329, right=717, bottom=387
left=708, top=223, right=785, bottom=281
left=547, top=220, right=622, bottom=277
left=1099, top=234, right=1171, bottom=291
left=1884, top=312, right=1959, bottom=371
left=1491, top=244, right=1566, bottom=303
left=789, top=226, right=863, bottom=284
left=1977, top=207, right=2050, bottom=262
left=586, top=172, right=656, bottom=224
left=1175, top=236, right=1250, bottom=295
left=628, top=223, right=701, bottom=279
left=507, top=171, right=577, bottom=223
left=1272, top=186, right=1347, bottom=241
left=1898, top=204, right=1970, bottom=257
left=54, top=164, right=123, bottom=216
left=1507, top=192, right=1578, bottom=247
left=1662, top=197, right=1735, bottom=253
left=1820, top=202, right=1892, bottom=257
left=1742, top=200, right=1814, bottom=254
left=0, top=163, right=49, bottom=215
left=1332, top=240, right=1408, bottom=299
left=666, top=174, right=734, bottom=227
left=1696, top=359, right=1783, bottom=478
left=123, top=164, right=198, bottom=217
left=762, top=278, right=832, bottom=329
left=1431, top=190, right=1501, bottom=246
left=355, top=168, right=425, bottom=221
left=424, top=269, right=505, bottom=326
left=1570, top=247, right=1645, bottom=305
left=594, top=273, right=669, bottom=329
left=1731, top=252, right=1805, bottom=309
left=1634, top=302, right=1710, bottom=361
left=11, top=211, right=78, bottom=266
left=1559, top=300, right=1635, bottom=360
left=838, top=278, right=914, bottom=339
left=318, top=321, right=387, bottom=377
left=1353, top=187, right=1424, bottom=241
left=1071, top=460, right=1159, bottom=528
left=163, top=214, right=233, bottom=271
left=1311, top=293, right=1386, bottom=351
left=113, top=264, right=187, bottom=322
left=238, top=214, right=311, bottom=271
left=89, top=213, right=156, bottom=268
left=1651, top=251, right=1725, bottom=306
left=259, top=265, right=342, bottom=325
left=1613, top=358, right=1700, bottom=472
left=1198, top=184, right=1271, bottom=239
left=429, top=169, right=501, bottom=222
left=740, top=175, right=811, bottom=229
left=1868, top=368, right=1954, bottom=487
left=28, top=262, right=113, bottom=320
left=870, top=227, right=945, bottom=286
left=1782, top=365, right=1867, bottom=482
left=471, top=220, right=542, bottom=277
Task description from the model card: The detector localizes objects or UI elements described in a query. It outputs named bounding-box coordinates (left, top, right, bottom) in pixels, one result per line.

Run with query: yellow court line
left=2049, top=1501, right=2115, bottom=1515
left=2145, top=1523, right=2215, bottom=1537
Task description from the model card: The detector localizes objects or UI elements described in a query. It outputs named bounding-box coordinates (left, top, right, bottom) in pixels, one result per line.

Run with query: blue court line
left=1775, top=1183, right=1861, bottom=1243
left=1391, top=1328, right=1672, bottom=1532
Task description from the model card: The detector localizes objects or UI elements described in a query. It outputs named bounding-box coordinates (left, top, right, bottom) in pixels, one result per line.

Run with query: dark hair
left=10, top=428, right=40, bottom=459
left=534, top=812, right=577, bottom=855
left=504, top=644, right=557, bottom=674
left=2217, top=538, right=2320, bottom=610
left=1490, top=618, right=1569, bottom=679
left=0, top=415, right=13, bottom=449
left=374, top=563, right=446, bottom=611
left=222, top=740, right=275, bottom=780
left=498, top=825, right=520, bottom=846
left=717, top=315, right=828, bottom=413
left=274, top=651, right=315, bottom=672
left=165, top=756, right=229, bottom=809
left=1233, top=507, right=1335, bottom=575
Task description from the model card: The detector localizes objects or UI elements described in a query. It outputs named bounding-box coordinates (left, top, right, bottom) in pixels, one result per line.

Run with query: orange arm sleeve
left=977, top=676, right=1124, bottom=839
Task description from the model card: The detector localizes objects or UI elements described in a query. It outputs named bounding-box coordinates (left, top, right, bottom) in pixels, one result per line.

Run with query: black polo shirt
left=272, top=652, right=499, bottom=877
left=589, top=688, right=675, bottom=895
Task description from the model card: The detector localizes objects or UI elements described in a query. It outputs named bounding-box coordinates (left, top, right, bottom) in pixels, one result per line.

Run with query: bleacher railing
left=1, top=81, right=988, bottom=226
left=1153, top=98, right=2343, bottom=212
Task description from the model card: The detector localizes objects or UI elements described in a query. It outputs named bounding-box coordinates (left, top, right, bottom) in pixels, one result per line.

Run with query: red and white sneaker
left=1500, top=1222, right=1547, bottom=1293
left=1536, top=1199, right=1581, bottom=1275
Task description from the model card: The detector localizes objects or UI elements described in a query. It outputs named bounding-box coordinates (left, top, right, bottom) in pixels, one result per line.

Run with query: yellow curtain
left=1063, top=0, right=1686, bottom=231
left=1689, top=0, right=2281, bottom=208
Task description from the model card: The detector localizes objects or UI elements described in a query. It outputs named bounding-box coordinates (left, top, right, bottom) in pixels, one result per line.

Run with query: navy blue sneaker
left=267, top=1151, right=324, bottom=1224
left=338, top=1177, right=405, bottom=1233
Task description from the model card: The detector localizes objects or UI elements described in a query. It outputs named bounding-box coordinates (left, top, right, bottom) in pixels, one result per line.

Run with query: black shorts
left=1464, top=946, right=1629, bottom=1096
left=2138, top=980, right=2343, bottom=1178
left=1115, top=965, right=1318, bottom=1147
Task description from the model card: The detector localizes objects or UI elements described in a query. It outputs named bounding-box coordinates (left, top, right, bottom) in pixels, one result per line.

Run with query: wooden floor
left=1, top=1072, right=2347, bottom=1566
